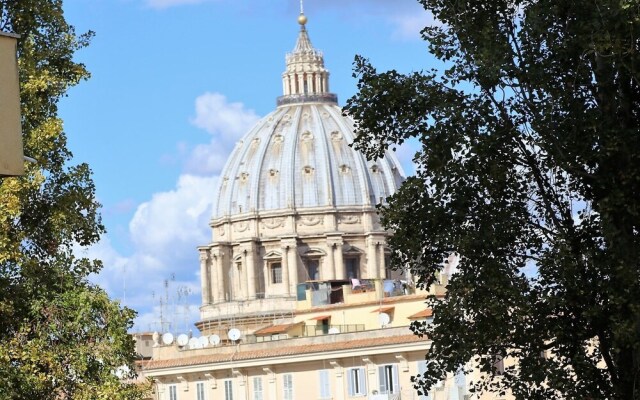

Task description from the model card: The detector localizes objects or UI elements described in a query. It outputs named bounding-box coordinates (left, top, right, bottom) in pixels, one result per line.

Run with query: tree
left=0, top=1, right=148, bottom=398
left=345, top=0, right=640, bottom=399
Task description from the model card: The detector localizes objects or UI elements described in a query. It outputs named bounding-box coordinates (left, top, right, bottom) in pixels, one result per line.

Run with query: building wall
left=0, top=32, right=23, bottom=176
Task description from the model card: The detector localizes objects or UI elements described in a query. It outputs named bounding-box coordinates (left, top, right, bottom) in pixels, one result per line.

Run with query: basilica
left=138, top=10, right=502, bottom=400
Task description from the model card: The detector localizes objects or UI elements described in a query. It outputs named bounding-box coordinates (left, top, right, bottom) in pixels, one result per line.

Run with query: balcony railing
left=303, top=324, right=365, bottom=336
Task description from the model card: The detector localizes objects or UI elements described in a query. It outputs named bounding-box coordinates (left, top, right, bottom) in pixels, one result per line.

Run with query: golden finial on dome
left=298, top=0, right=307, bottom=25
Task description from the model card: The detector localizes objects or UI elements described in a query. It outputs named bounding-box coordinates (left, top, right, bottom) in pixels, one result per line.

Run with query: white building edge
left=138, top=11, right=509, bottom=400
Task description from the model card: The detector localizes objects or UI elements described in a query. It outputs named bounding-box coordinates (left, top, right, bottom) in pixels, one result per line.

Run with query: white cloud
left=191, top=92, right=259, bottom=137
left=85, top=174, right=214, bottom=331
left=84, top=91, right=262, bottom=332
left=186, top=92, right=260, bottom=175
left=389, top=12, right=434, bottom=41
left=129, top=174, right=215, bottom=255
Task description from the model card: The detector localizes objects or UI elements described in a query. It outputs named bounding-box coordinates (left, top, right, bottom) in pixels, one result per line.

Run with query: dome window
left=303, top=166, right=315, bottom=175
left=371, top=165, right=379, bottom=173
left=301, top=131, right=314, bottom=141
left=339, top=164, right=351, bottom=174
left=269, top=169, right=279, bottom=177
left=330, top=131, right=343, bottom=141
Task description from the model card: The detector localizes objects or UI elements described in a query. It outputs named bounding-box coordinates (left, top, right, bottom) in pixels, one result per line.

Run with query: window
left=196, top=382, right=206, bottom=400
left=282, top=374, right=294, bottom=400
left=493, top=356, right=505, bottom=375
left=416, top=361, right=430, bottom=400
left=283, top=374, right=294, bottom=400
left=168, top=384, right=178, bottom=400
left=305, top=259, right=320, bottom=280
left=253, top=377, right=263, bottom=400
left=378, top=364, right=400, bottom=394
left=271, top=262, right=282, bottom=284
left=224, top=380, right=233, bottom=400
left=347, top=367, right=367, bottom=397
left=345, top=257, right=360, bottom=279
left=319, top=370, right=331, bottom=399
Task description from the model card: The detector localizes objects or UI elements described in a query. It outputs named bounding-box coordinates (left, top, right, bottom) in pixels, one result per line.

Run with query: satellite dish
left=161, top=332, right=174, bottom=345
left=198, top=336, right=209, bottom=347
left=228, top=328, right=241, bottom=341
left=177, top=334, right=189, bottom=347
left=188, top=337, right=200, bottom=349
left=328, top=327, right=340, bottom=335
left=209, top=334, right=221, bottom=346
left=378, top=312, right=391, bottom=327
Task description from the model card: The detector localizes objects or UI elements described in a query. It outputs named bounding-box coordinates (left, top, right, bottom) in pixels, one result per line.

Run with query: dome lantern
left=278, top=9, right=337, bottom=106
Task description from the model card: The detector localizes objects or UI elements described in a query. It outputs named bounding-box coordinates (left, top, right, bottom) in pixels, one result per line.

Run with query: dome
left=212, top=21, right=404, bottom=220
left=197, top=14, right=406, bottom=328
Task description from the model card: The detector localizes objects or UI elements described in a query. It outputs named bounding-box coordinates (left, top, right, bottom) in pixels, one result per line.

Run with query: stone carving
left=301, top=131, right=313, bottom=141
left=234, top=221, right=249, bottom=232
left=261, top=218, right=285, bottom=229
left=339, top=215, right=360, bottom=224
left=298, top=216, right=323, bottom=226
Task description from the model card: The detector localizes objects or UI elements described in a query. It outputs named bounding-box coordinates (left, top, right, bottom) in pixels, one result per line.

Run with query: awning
left=408, top=309, right=433, bottom=319
left=371, top=306, right=395, bottom=313
left=309, top=315, right=331, bottom=321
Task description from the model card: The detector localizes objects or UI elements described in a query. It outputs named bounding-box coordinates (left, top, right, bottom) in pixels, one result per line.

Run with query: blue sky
left=60, top=0, right=437, bottom=333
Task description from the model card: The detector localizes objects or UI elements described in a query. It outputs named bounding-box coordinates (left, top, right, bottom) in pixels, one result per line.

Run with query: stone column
left=283, top=238, right=299, bottom=295
left=199, top=249, right=210, bottom=305
left=378, top=242, right=387, bottom=279
left=242, top=249, right=249, bottom=300
left=335, top=242, right=345, bottom=279
left=247, top=245, right=256, bottom=300
left=209, top=251, right=219, bottom=304
left=326, top=241, right=336, bottom=281
left=366, top=237, right=379, bottom=279
left=281, top=246, right=290, bottom=296
left=214, top=248, right=226, bottom=302
left=297, top=74, right=304, bottom=95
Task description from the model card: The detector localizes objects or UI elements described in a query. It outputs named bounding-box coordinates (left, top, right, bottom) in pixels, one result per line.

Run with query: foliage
left=0, top=1, right=148, bottom=398
left=345, top=0, right=640, bottom=399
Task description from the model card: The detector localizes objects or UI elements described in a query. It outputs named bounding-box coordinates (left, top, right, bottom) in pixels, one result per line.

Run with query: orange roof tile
left=371, top=306, right=395, bottom=313
left=254, top=323, right=299, bottom=335
left=408, top=309, right=433, bottom=319
left=142, top=334, right=426, bottom=370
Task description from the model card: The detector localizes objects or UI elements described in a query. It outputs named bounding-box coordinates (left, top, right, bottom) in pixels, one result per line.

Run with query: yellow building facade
left=0, top=31, right=24, bottom=177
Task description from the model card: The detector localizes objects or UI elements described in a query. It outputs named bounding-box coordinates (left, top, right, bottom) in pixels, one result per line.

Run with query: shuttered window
left=319, top=370, right=331, bottom=399
left=417, top=361, right=430, bottom=400
left=283, top=373, right=294, bottom=400
left=224, top=380, right=234, bottom=400
left=253, top=377, right=263, bottom=400
left=347, top=367, right=367, bottom=396
left=168, top=384, right=178, bottom=400
left=196, top=382, right=206, bottom=400
left=378, top=364, right=400, bottom=394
